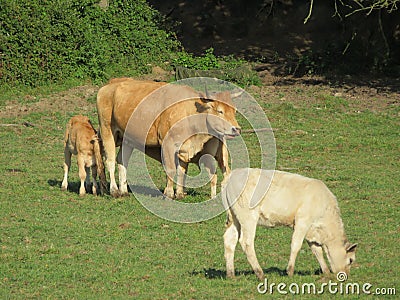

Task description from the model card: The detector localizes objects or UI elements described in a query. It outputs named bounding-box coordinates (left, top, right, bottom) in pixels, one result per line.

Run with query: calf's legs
left=61, top=147, right=71, bottom=191
left=239, top=217, right=264, bottom=281
left=224, top=211, right=264, bottom=280
left=224, top=218, right=239, bottom=278
left=287, top=222, right=310, bottom=276
left=307, top=241, right=330, bottom=274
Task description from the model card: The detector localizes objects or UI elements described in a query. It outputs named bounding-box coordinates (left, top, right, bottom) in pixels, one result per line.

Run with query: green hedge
left=0, top=0, right=180, bottom=86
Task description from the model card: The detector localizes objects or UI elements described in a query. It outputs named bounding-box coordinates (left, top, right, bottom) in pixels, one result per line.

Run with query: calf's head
left=327, top=242, right=357, bottom=275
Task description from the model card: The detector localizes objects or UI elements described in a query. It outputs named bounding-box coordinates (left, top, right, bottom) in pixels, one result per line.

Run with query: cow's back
left=225, top=168, right=333, bottom=227
left=97, top=79, right=165, bottom=130
left=97, top=79, right=206, bottom=147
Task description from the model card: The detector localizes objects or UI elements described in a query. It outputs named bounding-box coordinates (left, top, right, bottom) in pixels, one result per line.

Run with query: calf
left=61, top=115, right=107, bottom=196
left=222, top=168, right=357, bottom=280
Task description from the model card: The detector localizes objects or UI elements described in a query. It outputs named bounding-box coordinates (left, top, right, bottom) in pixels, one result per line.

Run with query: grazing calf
left=222, top=168, right=357, bottom=280
left=61, top=115, right=107, bottom=196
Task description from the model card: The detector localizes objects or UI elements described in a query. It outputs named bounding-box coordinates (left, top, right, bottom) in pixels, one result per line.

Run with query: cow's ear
left=195, top=101, right=211, bottom=112
left=346, top=243, right=358, bottom=253
left=198, top=92, right=214, bottom=103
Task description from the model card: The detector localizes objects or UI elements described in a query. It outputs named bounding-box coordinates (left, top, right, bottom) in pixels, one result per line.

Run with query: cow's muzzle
left=225, top=126, right=241, bottom=139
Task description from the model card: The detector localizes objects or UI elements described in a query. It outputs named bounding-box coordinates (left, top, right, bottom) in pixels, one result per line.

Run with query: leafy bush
left=173, top=48, right=261, bottom=86
left=0, top=0, right=180, bottom=86
left=173, top=48, right=220, bottom=70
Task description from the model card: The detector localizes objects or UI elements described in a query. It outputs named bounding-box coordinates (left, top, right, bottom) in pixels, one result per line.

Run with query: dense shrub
left=0, top=0, right=180, bottom=86
left=173, top=48, right=261, bottom=86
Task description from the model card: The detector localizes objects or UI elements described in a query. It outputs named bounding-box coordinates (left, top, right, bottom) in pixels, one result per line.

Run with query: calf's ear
left=346, top=243, right=358, bottom=253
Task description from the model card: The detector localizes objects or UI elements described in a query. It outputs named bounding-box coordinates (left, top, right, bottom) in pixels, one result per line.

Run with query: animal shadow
left=47, top=179, right=88, bottom=195
left=191, top=267, right=321, bottom=279
left=129, top=184, right=162, bottom=198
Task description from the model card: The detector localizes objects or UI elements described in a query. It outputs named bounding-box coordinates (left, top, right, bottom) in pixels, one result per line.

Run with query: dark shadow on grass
left=47, top=179, right=87, bottom=195
left=129, top=184, right=163, bottom=198
left=130, top=185, right=204, bottom=198
left=191, top=267, right=322, bottom=279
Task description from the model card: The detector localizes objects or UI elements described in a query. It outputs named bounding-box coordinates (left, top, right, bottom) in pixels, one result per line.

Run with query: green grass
left=0, top=85, right=399, bottom=298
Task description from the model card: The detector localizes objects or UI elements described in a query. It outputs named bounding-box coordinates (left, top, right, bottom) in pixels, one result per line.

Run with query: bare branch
left=304, top=0, right=314, bottom=24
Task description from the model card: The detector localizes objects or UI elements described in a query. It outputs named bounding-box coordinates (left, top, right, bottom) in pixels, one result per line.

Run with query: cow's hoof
left=110, top=189, right=121, bottom=198
left=61, top=186, right=67, bottom=192
left=120, top=191, right=129, bottom=197
left=255, top=270, right=265, bottom=281
left=163, top=187, right=175, bottom=199
left=163, top=192, right=175, bottom=199
left=175, top=192, right=185, bottom=199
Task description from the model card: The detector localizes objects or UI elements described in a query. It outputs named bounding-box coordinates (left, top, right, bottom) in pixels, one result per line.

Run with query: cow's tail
left=92, top=133, right=108, bottom=195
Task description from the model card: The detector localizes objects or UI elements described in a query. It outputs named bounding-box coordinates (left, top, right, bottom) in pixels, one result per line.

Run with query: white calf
left=223, top=168, right=357, bottom=280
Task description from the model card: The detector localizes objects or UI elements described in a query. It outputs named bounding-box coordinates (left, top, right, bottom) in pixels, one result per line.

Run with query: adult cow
left=96, top=78, right=241, bottom=198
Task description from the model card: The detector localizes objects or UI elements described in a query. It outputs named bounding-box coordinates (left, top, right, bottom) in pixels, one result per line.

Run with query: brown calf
left=61, top=115, right=107, bottom=196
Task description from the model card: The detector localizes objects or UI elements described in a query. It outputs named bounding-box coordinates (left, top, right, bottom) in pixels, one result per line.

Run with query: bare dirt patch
left=1, top=71, right=399, bottom=122
left=256, top=71, right=400, bottom=113
left=0, top=85, right=98, bottom=119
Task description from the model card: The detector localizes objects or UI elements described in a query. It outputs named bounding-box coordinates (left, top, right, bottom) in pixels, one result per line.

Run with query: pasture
left=0, top=78, right=399, bottom=298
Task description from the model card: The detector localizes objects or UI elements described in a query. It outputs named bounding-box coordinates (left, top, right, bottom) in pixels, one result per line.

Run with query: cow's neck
left=179, top=134, right=213, bottom=162
left=322, top=204, right=348, bottom=248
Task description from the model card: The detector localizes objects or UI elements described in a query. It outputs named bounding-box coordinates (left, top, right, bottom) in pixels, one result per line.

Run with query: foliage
left=0, top=0, right=180, bottom=86
left=173, top=48, right=261, bottom=86
left=173, top=48, right=221, bottom=70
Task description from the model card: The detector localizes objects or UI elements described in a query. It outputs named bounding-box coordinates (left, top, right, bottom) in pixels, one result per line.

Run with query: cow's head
left=196, top=91, right=241, bottom=139
left=327, top=242, right=357, bottom=275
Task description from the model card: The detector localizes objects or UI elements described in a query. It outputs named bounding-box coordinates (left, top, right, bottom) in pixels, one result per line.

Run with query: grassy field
left=0, top=79, right=399, bottom=299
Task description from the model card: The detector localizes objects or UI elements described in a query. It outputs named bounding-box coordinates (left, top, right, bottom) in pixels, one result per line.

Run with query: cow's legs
left=77, top=155, right=87, bottom=196
left=199, top=154, right=217, bottom=198
left=176, top=160, right=188, bottom=199
left=116, top=145, right=133, bottom=196
left=239, top=216, right=264, bottom=280
left=307, top=241, right=330, bottom=274
left=162, top=146, right=177, bottom=199
left=91, top=165, right=98, bottom=196
left=61, top=147, right=71, bottom=191
left=287, top=222, right=310, bottom=276
left=101, top=128, right=119, bottom=197
left=224, top=212, right=240, bottom=278
left=218, top=142, right=231, bottom=187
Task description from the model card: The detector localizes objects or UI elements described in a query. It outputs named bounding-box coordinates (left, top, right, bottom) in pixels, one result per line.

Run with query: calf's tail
left=64, top=118, right=73, bottom=145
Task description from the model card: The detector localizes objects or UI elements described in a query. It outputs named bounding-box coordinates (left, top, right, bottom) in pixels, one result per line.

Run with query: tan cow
left=223, top=168, right=357, bottom=280
left=61, top=115, right=107, bottom=196
left=96, top=78, right=241, bottom=198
